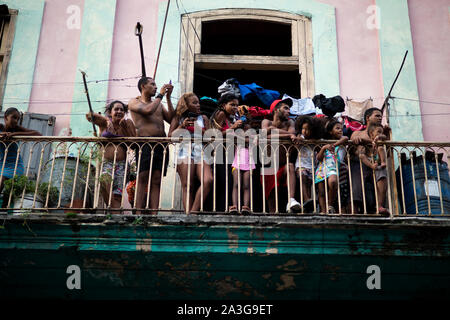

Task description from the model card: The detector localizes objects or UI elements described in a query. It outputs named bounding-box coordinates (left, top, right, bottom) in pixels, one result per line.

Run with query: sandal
left=241, top=206, right=251, bottom=215
left=378, top=207, right=390, bottom=216
left=228, top=205, right=238, bottom=214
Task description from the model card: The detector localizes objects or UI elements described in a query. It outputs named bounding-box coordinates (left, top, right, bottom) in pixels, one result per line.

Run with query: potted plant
left=3, top=175, right=60, bottom=211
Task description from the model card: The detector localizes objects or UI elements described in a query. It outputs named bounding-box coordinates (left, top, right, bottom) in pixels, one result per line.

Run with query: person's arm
left=119, top=118, right=137, bottom=137
left=3, top=125, right=43, bottom=137
left=129, top=85, right=170, bottom=116
left=267, top=120, right=296, bottom=140
left=357, top=145, right=377, bottom=170
left=350, top=131, right=372, bottom=145
left=317, top=144, right=332, bottom=162
left=168, top=115, right=192, bottom=137
left=333, top=136, right=349, bottom=148
left=378, top=146, right=387, bottom=168
left=162, top=84, right=175, bottom=123
left=86, top=112, right=108, bottom=130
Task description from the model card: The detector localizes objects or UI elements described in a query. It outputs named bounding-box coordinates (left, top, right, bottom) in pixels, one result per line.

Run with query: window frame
left=179, top=8, right=315, bottom=98
left=0, top=8, right=18, bottom=108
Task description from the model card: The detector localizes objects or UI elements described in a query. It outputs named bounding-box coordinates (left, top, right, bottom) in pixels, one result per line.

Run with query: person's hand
left=351, top=136, right=363, bottom=145
left=0, top=132, right=12, bottom=139
left=159, top=84, right=169, bottom=97
left=232, top=120, right=243, bottom=129
left=85, top=112, right=94, bottom=122
left=165, top=83, right=174, bottom=98
left=370, top=163, right=378, bottom=170
left=380, top=162, right=387, bottom=169
left=182, top=118, right=194, bottom=128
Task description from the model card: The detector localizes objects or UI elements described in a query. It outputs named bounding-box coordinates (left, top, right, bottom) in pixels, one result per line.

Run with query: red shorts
left=260, top=165, right=287, bottom=199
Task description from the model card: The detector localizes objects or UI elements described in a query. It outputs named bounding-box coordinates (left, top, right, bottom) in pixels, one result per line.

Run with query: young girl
left=293, top=116, right=318, bottom=212
left=210, top=93, right=243, bottom=212
left=0, top=107, right=42, bottom=194
left=168, top=92, right=213, bottom=214
left=86, top=100, right=136, bottom=209
left=230, top=105, right=256, bottom=214
left=314, top=119, right=349, bottom=213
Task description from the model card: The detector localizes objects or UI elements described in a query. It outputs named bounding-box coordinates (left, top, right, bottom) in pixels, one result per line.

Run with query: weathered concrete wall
left=1, top=215, right=449, bottom=299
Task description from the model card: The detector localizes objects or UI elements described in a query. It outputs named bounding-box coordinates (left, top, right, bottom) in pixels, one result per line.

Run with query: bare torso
left=129, top=96, right=167, bottom=137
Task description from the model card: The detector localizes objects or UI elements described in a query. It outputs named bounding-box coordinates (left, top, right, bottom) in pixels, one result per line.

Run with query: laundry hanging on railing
left=282, top=94, right=316, bottom=117
left=343, top=98, right=374, bottom=122
left=312, top=94, right=345, bottom=118
left=218, top=78, right=241, bottom=97
left=238, top=83, right=280, bottom=107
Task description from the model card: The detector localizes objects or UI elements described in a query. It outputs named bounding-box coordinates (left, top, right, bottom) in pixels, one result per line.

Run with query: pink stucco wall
left=28, top=0, right=84, bottom=136
left=408, top=0, right=450, bottom=142
left=107, top=0, right=164, bottom=104
left=316, top=0, right=385, bottom=108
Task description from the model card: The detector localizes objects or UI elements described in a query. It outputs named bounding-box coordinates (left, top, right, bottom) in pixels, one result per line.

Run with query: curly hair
left=176, top=92, right=197, bottom=116
left=295, top=115, right=322, bottom=139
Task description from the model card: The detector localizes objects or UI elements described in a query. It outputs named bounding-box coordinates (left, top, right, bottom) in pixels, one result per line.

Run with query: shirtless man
left=261, top=98, right=301, bottom=213
left=350, top=107, right=390, bottom=215
left=128, top=77, right=174, bottom=213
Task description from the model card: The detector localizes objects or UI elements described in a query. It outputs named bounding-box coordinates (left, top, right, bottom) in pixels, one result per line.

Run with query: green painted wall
left=1, top=216, right=449, bottom=299
left=70, top=0, right=117, bottom=137
left=155, top=0, right=340, bottom=103
left=1, top=0, right=45, bottom=112
left=377, top=0, right=423, bottom=141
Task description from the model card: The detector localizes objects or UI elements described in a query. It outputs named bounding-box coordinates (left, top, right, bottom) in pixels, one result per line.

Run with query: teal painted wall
left=377, top=0, right=423, bottom=141
left=155, top=0, right=341, bottom=103
left=1, top=218, right=449, bottom=299
left=1, top=0, right=45, bottom=112
left=70, top=0, right=117, bottom=137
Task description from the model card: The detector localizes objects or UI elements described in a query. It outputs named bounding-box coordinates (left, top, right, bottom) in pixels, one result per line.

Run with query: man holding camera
left=128, top=77, right=174, bottom=214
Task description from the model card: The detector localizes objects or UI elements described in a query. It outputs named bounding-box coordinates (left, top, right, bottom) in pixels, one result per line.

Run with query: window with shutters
left=0, top=5, right=18, bottom=108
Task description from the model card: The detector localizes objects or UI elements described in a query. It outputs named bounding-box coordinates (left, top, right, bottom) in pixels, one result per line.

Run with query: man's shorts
left=135, top=142, right=169, bottom=176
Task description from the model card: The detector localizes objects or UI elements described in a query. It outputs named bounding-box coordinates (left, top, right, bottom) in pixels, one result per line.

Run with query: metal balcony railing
left=0, top=136, right=449, bottom=218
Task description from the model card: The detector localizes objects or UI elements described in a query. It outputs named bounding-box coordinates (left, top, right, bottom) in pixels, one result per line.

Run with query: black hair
left=137, top=77, right=153, bottom=93
left=105, top=100, right=128, bottom=117
left=325, top=119, right=342, bottom=139
left=363, top=107, right=381, bottom=125
left=4, top=107, right=20, bottom=117
left=210, top=93, right=239, bottom=124
left=295, top=115, right=322, bottom=139
left=217, top=93, right=239, bottom=109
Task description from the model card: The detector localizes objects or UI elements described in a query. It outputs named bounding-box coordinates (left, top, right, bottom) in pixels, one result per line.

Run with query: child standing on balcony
left=293, top=115, right=319, bottom=213
left=0, top=107, right=42, bottom=199
left=86, top=101, right=136, bottom=210
left=314, top=119, right=349, bottom=213
left=230, top=105, right=256, bottom=215
left=357, top=123, right=389, bottom=215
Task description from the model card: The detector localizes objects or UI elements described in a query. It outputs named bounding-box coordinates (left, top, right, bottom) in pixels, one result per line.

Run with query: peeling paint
left=226, top=229, right=239, bottom=250
left=323, top=264, right=341, bottom=281
left=136, top=238, right=152, bottom=252
left=276, top=273, right=296, bottom=291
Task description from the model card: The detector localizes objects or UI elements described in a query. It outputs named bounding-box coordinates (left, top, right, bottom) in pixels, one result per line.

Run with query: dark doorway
left=194, top=67, right=301, bottom=108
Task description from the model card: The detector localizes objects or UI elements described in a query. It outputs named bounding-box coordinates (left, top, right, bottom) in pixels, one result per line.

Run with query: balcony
left=1, top=136, right=449, bottom=299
